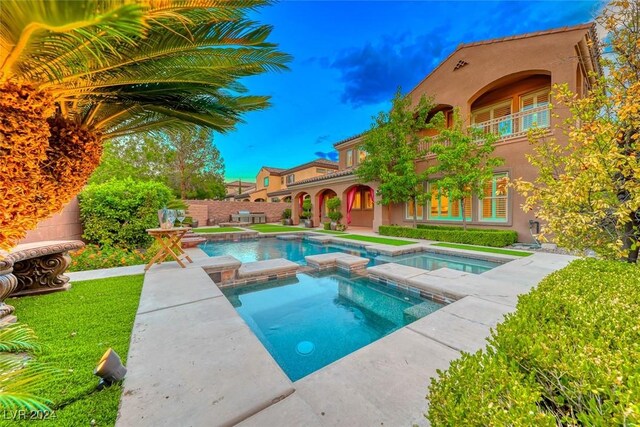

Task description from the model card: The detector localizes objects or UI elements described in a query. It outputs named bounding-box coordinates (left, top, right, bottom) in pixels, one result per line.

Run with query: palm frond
left=1, top=1, right=148, bottom=81
left=0, top=324, right=40, bottom=353
left=0, top=354, right=58, bottom=413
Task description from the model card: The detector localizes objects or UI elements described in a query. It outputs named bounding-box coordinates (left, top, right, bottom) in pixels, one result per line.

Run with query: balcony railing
left=472, top=105, right=550, bottom=140
left=419, top=105, right=551, bottom=154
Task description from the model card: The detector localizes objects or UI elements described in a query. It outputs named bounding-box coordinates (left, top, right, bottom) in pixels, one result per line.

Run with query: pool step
left=305, top=253, right=369, bottom=274
left=230, top=259, right=299, bottom=287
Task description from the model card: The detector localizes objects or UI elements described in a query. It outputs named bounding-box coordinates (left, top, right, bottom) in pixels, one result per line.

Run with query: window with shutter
left=405, top=199, right=424, bottom=220
left=521, top=89, right=550, bottom=130
left=471, top=100, right=512, bottom=136
left=428, top=185, right=472, bottom=221
left=479, top=173, right=509, bottom=223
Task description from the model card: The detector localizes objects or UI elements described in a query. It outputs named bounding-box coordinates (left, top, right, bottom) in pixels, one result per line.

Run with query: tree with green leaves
left=357, top=89, right=437, bottom=227
left=169, top=127, right=226, bottom=200
left=91, top=127, right=226, bottom=200
left=428, top=111, right=503, bottom=230
left=515, top=0, right=640, bottom=262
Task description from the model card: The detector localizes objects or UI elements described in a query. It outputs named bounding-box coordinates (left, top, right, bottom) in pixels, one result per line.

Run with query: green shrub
left=326, top=197, right=343, bottom=223
left=282, top=208, right=292, bottom=220
left=68, top=243, right=161, bottom=271
left=417, top=224, right=511, bottom=233
left=323, top=221, right=332, bottom=230
left=379, top=225, right=517, bottom=247
left=427, top=259, right=640, bottom=426
left=79, top=179, right=173, bottom=248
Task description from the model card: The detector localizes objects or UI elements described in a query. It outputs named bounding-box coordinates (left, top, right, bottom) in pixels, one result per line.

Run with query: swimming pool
left=222, top=270, right=443, bottom=381
left=199, top=237, right=500, bottom=273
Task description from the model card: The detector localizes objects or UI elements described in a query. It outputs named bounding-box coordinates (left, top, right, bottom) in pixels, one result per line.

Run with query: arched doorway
left=343, top=185, right=375, bottom=228
left=316, top=189, right=337, bottom=223
left=282, top=195, right=292, bottom=203
left=293, top=191, right=310, bottom=224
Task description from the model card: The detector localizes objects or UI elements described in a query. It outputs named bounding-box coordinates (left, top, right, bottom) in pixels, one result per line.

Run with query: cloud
left=314, top=135, right=330, bottom=145
left=324, top=0, right=602, bottom=107
left=314, top=150, right=339, bottom=162
left=328, top=31, right=450, bottom=107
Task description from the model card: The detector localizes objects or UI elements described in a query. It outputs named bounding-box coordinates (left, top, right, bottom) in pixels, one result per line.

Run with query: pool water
left=200, top=237, right=373, bottom=265
left=223, top=271, right=443, bottom=381
left=199, top=237, right=500, bottom=273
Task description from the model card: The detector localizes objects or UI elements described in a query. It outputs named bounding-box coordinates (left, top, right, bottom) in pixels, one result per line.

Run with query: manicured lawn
left=433, top=242, right=532, bottom=257
left=193, top=227, right=244, bottom=233
left=315, top=230, right=347, bottom=235
left=335, top=234, right=415, bottom=246
left=7, top=274, right=144, bottom=426
left=250, top=224, right=306, bottom=233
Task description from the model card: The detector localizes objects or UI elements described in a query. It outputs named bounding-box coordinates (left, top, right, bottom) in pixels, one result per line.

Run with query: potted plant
left=326, top=197, right=343, bottom=230
left=301, top=199, right=314, bottom=228
left=281, top=208, right=292, bottom=225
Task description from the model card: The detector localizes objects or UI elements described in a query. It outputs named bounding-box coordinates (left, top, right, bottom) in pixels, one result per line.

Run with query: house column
left=371, top=184, right=390, bottom=232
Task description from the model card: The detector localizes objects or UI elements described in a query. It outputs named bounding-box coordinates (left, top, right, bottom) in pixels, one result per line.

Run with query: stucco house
left=236, top=159, right=338, bottom=202
left=288, top=23, right=601, bottom=241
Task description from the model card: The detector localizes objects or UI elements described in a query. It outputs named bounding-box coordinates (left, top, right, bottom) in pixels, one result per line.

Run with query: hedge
left=417, top=224, right=511, bottom=233
left=427, top=259, right=640, bottom=426
left=79, top=179, right=173, bottom=248
left=379, top=225, right=517, bottom=247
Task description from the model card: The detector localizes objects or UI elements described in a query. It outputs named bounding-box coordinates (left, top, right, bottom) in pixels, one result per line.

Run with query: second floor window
left=358, top=150, right=367, bottom=163
left=286, top=174, right=295, bottom=185
left=263, top=176, right=269, bottom=187
left=472, top=100, right=512, bottom=136
left=520, top=89, right=550, bottom=130
left=346, top=150, right=354, bottom=167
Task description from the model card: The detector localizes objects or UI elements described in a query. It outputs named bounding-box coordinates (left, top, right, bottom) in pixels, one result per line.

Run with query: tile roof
left=225, top=180, right=255, bottom=186
left=281, top=158, right=338, bottom=174
left=267, top=189, right=293, bottom=197
left=287, top=168, right=355, bottom=187
left=458, top=23, right=594, bottom=49
left=262, top=166, right=286, bottom=175
left=333, top=132, right=367, bottom=148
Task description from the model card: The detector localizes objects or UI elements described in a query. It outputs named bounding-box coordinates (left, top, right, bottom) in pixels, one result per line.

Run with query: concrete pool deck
left=108, top=245, right=576, bottom=426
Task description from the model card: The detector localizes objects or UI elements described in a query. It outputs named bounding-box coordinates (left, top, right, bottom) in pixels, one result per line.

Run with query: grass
left=334, top=234, right=415, bottom=246
left=193, top=227, right=244, bottom=233
left=433, top=242, right=533, bottom=257
left=7, top=274, right=144, bottom=426
left=249, top=224, right=306, bottom=233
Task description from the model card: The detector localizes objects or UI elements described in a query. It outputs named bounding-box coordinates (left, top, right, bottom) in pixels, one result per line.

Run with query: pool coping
left=116, top=248, right=577, bottom=426
left=197, top=230, right=518, bottom=265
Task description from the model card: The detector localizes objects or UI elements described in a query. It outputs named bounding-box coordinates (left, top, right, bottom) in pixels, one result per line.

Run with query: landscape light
left=94, top=348, right=127, bottom=389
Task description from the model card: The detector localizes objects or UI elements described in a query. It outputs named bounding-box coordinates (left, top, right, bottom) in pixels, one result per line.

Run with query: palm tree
left=0, top=324, right=58, bottom=413
left=0, top=0, right=290, bottom=250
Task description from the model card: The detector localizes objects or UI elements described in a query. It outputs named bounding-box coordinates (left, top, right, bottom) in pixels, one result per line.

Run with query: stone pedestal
left=0, top=262, right=17, bottom=324
left=5, top=240, right=84, bottom=298
left=11, top=251, right=73, bottom=297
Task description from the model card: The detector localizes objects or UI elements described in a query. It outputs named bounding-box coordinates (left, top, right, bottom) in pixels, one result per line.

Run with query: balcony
left=472, top=105, right=550, bottom=140
left=419, top=105, right=551, bottom=154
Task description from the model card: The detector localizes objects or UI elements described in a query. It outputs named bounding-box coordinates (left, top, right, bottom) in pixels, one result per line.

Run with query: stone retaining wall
left=185, top=200, right=290, bottom=225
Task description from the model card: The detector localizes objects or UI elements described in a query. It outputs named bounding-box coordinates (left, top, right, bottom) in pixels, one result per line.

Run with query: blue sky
left=216, top=0, right=604, bottom=182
